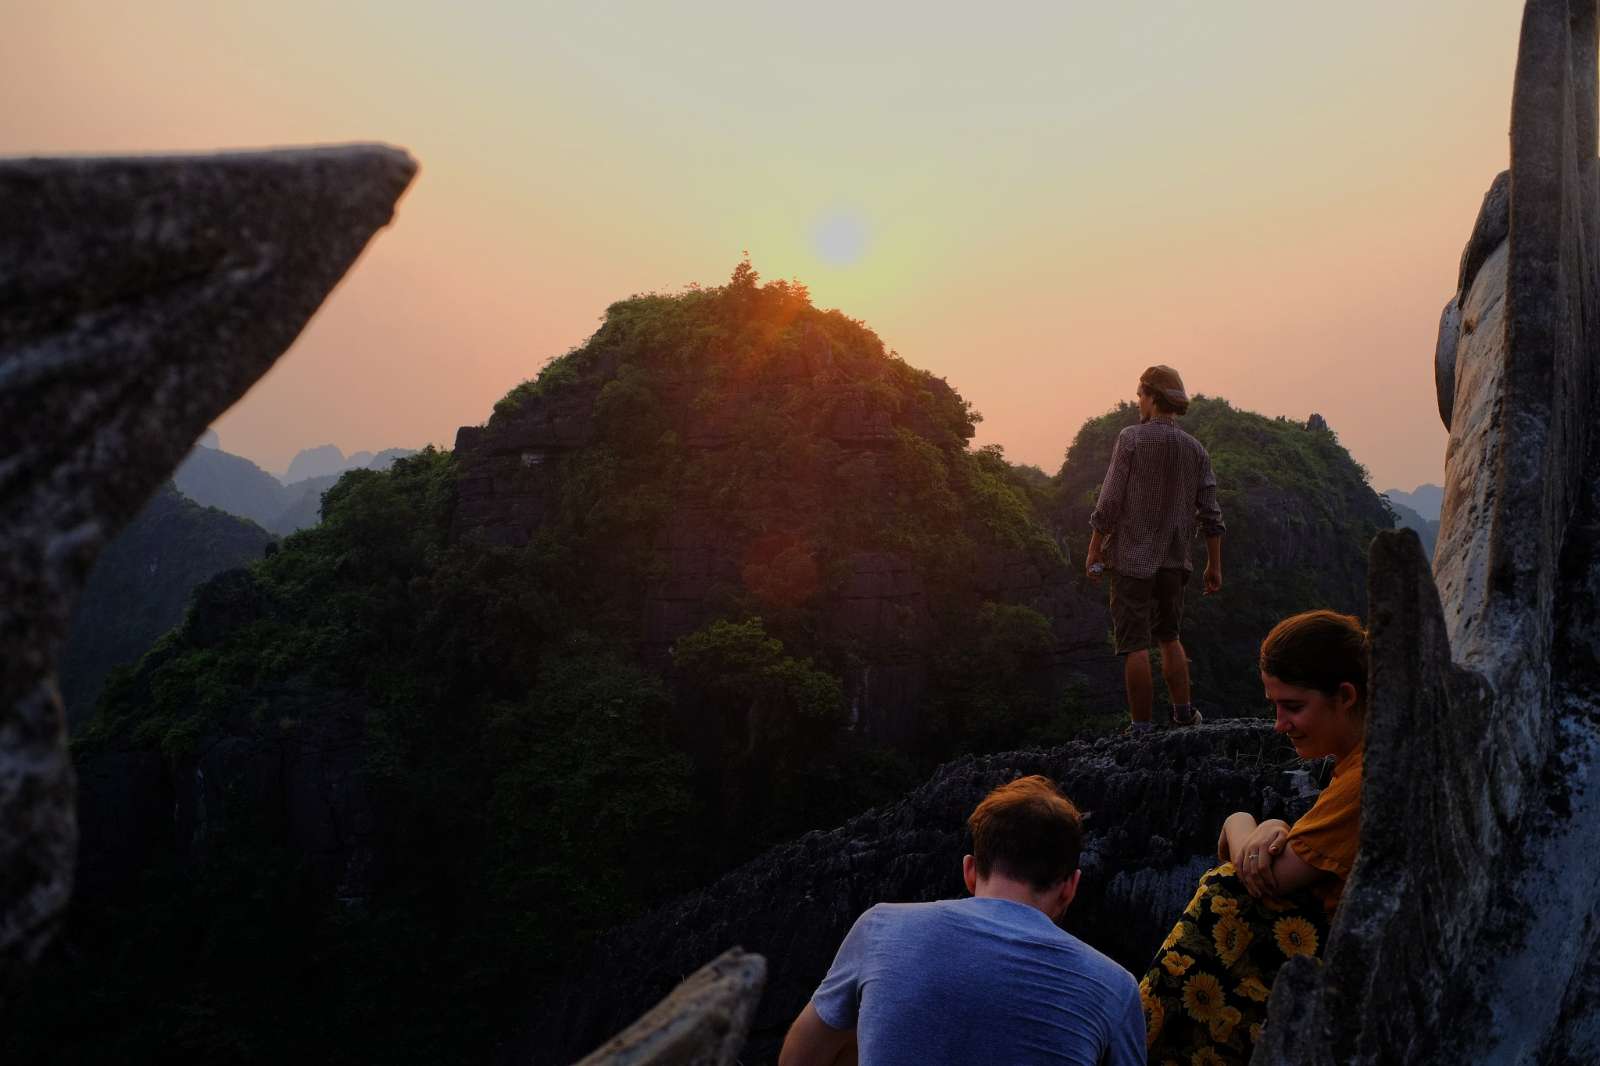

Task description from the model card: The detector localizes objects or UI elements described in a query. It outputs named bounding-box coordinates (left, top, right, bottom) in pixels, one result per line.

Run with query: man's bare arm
left=1203, top=534, right=1222, bottom=594
left=1086, top=529, right=1109, bottom=582
left=778, top=1003, right=857, bottom=1066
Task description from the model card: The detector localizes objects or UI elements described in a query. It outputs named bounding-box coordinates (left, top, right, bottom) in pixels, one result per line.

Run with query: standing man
left=778, top=776, right=1145, bottom=1066
left=1085, top=365, right=1224, bottom=733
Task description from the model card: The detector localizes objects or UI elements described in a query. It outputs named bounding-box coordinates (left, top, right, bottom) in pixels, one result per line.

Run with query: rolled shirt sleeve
left=1090, top=427, right=1137, bottom=535
left=811, top=906, right=876, bottom=1030
left=1194, top=448, right=1226, bottom=538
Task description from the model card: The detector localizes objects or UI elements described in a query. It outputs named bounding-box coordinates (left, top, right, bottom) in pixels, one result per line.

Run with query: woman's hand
left=1237, top=819, right=1290, bottom=898
left=1217, top=812, right=1258, bottom=864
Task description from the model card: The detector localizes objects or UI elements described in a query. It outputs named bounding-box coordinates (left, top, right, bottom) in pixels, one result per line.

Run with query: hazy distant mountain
left=176, top=443, right=419, bottom=534
left=285, top=443, right=348, bottom=483
left=1388, top=499, right=1439, bottom=560
left=1383, top=483, right=1443, bottom=522
left=284, top=444, right=420, bottom=484
left=368, top=447, right=414, bottom=470
left=175, top=445, right=291, bottom=528
left=61, top=484, right=272, bottom=727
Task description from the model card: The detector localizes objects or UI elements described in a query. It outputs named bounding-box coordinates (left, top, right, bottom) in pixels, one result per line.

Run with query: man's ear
left=1059, top=869, right=1082, bottom=913
left=962, top=854, right=978, bottom=895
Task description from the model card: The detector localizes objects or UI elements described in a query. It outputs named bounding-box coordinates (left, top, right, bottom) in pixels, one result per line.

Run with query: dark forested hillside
left=59, top=484, right=273, bottom=727
left=1053, top=399, right=1392, bottom=711
left=15, top=268, right=1392, bottom=1065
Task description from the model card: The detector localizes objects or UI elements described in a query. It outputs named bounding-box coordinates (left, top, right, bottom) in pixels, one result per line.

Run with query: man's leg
left=1158, top=638, right=1191, bottom=706
left=1109, top=572, right=1156, bottom=730
left=1125, top=649, right=1155, bottom=725
left=1154, top=569, right=1199, bottom=725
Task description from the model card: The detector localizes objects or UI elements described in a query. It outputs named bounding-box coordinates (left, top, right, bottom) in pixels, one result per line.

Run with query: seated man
left=779, top=776, right=1145, bottom=1066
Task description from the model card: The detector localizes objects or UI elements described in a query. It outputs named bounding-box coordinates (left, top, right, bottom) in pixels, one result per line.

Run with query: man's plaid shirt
left=1089, top=418, right=1225, bottom=579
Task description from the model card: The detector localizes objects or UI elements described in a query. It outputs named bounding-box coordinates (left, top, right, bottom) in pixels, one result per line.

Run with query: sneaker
left=1170, top=705, right=1203, bottom=727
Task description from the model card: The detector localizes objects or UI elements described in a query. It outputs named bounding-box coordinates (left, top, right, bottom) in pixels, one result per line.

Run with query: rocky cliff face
left=520, top=721, right=1316, bottom=1064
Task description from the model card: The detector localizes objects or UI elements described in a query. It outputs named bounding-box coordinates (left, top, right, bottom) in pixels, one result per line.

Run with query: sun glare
left=811, top=210, right=868, bottom=267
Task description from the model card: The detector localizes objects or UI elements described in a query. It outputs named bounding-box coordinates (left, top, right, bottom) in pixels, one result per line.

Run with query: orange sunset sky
left=4, top=2, right=1530, bottom=491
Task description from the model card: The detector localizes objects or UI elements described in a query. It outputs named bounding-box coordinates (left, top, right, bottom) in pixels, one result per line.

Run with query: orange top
left=1286, top=746, right=1363, bottom=915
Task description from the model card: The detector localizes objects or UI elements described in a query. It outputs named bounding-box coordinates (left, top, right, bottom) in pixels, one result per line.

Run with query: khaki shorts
left=1108, top=567, right=1188, bottom=654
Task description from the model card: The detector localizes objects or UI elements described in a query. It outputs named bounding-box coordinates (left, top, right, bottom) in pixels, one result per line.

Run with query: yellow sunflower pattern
left=1273, top=916, right=1319, bottom=957
left=1181, top=973, right=1225, bottom=1022
left=1142, top=984, right=1166, bottom=1048
left=1236, top=975, right=1272, bottom=1003
left=1212, top=914, right=1253, bottom=966
left=1209, top=894, right=1239, bottom=917
left=1140, top=864, right=1331, bottom=1065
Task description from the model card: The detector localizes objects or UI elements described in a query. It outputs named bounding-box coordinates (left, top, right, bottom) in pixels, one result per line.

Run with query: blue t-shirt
left=811, top=898, right=1145, bottom=1066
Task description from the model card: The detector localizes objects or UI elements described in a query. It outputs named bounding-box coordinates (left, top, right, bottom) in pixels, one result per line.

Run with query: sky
left=2, top=0, right=1531, bottom=490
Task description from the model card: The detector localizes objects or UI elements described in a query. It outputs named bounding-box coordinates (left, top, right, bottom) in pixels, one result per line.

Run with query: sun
left=810, top=210, right=868, bottom=267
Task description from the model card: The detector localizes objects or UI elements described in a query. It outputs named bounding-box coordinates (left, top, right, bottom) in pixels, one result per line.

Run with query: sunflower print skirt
left=1138, top=862, right=1329, bottom=1066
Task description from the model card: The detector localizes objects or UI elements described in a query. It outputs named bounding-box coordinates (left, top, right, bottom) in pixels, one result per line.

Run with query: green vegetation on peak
left=493, top=259, right=974, bottom=444
left=483, top=261, right=1054, bottom=625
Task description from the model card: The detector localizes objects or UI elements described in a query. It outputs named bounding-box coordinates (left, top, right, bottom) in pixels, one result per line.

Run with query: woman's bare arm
left=1218, top=812, right=1258, bottom=864
left=1262, top=841, right=1326, bottom=897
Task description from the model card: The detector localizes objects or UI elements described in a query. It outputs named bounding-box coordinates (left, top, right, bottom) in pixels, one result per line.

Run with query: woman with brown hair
left=1139, top=610, right=1368, bottom=1065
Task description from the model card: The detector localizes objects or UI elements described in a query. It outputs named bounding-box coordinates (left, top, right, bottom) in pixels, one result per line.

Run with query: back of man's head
left=967, top=775, right=1083, bottom=890
left=1139, top=364, right=1190, bottom=415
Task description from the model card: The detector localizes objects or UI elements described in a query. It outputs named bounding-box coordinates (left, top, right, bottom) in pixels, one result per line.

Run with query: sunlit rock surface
left=572, top=949, right=767, bottom=1066
left=0, top=144, right=415, bottom=991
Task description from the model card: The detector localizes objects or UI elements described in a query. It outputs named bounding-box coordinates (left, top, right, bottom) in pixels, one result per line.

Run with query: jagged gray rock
left=1258, top=1, right=1600, bottom=1061
left=0, top=144, right=415, bottom=991
left=573, top=949, right=767, bottom=1066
